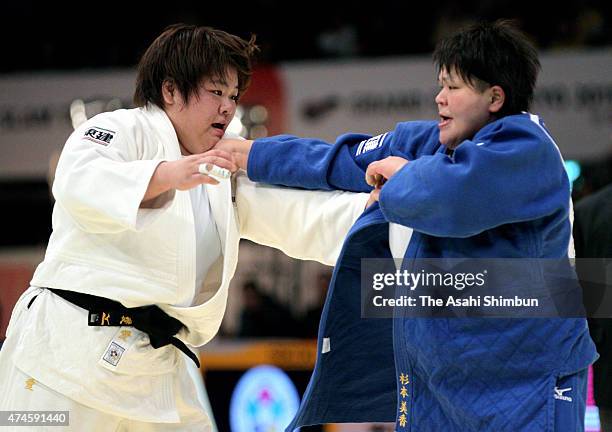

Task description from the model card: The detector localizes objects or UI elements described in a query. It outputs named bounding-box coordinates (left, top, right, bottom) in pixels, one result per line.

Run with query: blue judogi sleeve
left=378, top=116, right=570, bottom=237
left=247, top=121, right=439, bottom=192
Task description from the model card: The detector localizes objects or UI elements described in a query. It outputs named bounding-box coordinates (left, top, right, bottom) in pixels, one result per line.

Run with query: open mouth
left=211, top=123, right=225, bottom=131
left=438, top=115, right=452, bottom=127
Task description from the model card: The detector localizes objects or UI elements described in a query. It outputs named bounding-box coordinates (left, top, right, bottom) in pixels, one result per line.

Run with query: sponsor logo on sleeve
left=83, top=127, right=116, bottom=146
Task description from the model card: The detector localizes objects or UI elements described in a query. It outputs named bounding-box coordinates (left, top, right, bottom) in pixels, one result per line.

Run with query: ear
left=161, top=79, right=177, bottom=106
left=488, top=85, right=505, bottom=114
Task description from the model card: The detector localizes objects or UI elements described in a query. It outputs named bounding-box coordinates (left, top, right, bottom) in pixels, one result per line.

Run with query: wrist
left=143, top=161, right=173, bottom=202
left=156, top=161, right=173, bottom=190
left=236, top=139, right=253, bottom=155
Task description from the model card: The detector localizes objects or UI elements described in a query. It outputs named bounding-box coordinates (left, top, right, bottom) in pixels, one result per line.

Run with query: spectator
left=300, top=271, right=331, bottom=338
left=574, top=183, right=612, bottom=432
left=238, top=280, right=298, bottom=338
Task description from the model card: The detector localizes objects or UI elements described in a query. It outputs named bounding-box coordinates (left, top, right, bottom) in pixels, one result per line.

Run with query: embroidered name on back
left=83, top=127, right=116, bottom=146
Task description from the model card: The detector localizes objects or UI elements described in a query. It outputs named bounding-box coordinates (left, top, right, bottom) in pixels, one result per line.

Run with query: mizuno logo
left=553, top=386, right=573, bottom=402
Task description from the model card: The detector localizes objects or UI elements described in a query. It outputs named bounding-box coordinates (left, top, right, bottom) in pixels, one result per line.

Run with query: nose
left=435, top=88, right=446, bottom=106
left=220, top=97, right=233, bottom=116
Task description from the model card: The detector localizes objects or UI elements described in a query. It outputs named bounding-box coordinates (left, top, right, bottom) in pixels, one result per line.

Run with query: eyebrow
left=438, top=73, right=458, bottom=85
left=210, top=77, right=239, bottom=89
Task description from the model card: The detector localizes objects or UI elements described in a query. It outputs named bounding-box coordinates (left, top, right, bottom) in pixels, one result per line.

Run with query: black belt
left=47, top=288, right=200, bottom=368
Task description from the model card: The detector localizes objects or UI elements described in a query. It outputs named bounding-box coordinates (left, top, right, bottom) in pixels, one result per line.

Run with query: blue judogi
left=248, top=114, right=598, bottom=431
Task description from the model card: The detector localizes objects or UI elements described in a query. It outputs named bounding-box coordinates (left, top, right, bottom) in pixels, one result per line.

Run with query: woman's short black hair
left=433, top=19, right=541, bottom=117
left=134, top=24, right=258, bottom=108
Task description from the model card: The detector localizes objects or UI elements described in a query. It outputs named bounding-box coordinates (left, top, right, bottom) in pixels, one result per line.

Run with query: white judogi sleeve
left=52, top=111, right=174, bottom=234
left=235, top=172, right=369, bottom=266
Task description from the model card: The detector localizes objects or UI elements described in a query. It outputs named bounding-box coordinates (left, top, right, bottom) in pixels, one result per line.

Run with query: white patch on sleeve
left=322, top=337, right=331, bottom=354
left=355, top=133, right=388, bottom=156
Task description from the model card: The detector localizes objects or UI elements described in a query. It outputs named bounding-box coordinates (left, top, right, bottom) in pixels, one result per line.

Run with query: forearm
left=215, top=138, right=253, bottom=170
left=378, top=145, right=568, bottom=237
left=236, top=172, right=369, bottom=265
left=142, top=161, right=172, bottom=203
left=247, top=134, right=375, bottom=191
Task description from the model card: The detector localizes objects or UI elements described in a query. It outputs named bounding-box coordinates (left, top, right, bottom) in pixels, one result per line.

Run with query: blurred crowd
left=234, top=272, right=331, bottom=340
left=2, top=0, right=611, bottom=73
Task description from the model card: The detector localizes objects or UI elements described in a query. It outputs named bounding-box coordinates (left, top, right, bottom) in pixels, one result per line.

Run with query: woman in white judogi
left=0, top=24, right=368, bottom=431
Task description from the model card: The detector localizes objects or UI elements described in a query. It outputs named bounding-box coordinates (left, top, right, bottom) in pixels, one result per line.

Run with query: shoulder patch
left=83, top=126, right=116, bottom=146
left=355, top=132, right=388, bottom=156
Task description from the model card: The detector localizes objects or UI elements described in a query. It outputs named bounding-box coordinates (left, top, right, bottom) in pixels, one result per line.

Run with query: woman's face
left=165, top=68, right=239, bottom=155
left=435, top=67, right=496, bottom=149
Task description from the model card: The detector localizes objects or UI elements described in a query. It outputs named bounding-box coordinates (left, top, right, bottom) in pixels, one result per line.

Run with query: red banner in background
left=240, top=65, right=286, bottom=137
left=0, top=263, right=34, bottom=339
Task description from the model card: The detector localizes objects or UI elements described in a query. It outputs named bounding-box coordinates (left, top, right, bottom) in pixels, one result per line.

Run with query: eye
left=210, top=90, right=223, bottom=96
left=231, top=94, right=240, bottom=102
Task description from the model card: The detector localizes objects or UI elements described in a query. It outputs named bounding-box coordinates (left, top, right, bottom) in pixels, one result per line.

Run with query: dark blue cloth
left=553, top=369, right=589, bottom=432
left=249, top=113, right=598, bottom=431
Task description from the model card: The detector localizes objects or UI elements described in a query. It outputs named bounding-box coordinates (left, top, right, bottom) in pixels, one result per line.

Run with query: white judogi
left=0, top=105, right=369, bottom=427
